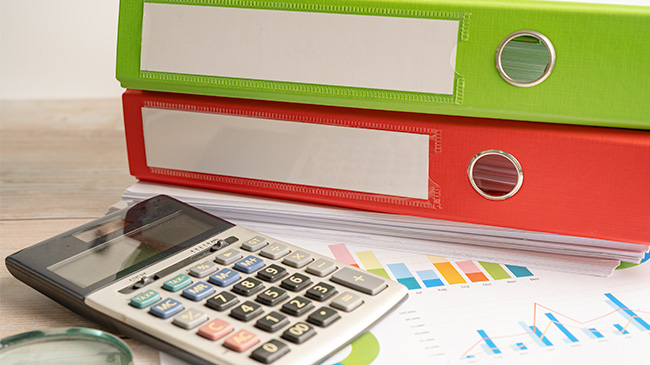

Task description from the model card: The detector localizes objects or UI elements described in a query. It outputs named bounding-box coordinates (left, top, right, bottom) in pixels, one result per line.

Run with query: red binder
left=122, top=90, right=650, bottom=245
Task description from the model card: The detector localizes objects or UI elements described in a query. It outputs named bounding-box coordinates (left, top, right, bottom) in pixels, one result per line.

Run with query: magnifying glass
left=0, top=328, right=133, bottom=365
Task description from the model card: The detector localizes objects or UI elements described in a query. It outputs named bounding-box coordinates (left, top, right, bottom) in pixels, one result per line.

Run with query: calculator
left=6, top=195, right=408, bottom=364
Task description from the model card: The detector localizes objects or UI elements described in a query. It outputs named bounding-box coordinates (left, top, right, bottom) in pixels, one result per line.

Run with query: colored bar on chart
left=416, top=270, right=444, bottom=288
left=505, top=265, right=534, bottom=277
left=591, top=328, right=604, bottom=338
left=427, top=255, right=466, bottom=284
left=614, top=324, right=629, bottom=335
left=478, top=262, right=511, bottom=280
left=520, top=322, right=552, bottom=347
left=456, top=261, right=489, bottom=282
left=387, top=263, right=421, bottom=290
left=531, top=326, right=553, bottom=347
left=477, top=330, right=501, bottom=354
left=583, top=328, right=604, bottom=339
left=605, top=292, right=650, bottom=331
left=356, top=251, right=390, bottom=279
left=328, top=244, right=359, bottom=268
left=545, top=313, right=579, bottom=343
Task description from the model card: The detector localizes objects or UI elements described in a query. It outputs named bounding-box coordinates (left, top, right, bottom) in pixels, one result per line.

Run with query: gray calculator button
left=189, top=261, right=218, bottom=278
left=242, top=236, right=268, bottom=251
left=305, top=258, right=337, bottom=277
left=172, top=308, right=208, bottom=329
left=214, top=249, right=243, bottom=265
left=331, top=291, right=364, bottom=312
left=282, top=250, right=313, bottom=268
left=260, top=242, right=290, bottom=260
left=330, top=268, right=387, bottom=295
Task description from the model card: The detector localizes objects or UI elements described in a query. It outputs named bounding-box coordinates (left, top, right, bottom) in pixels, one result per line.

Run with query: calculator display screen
left=48, top=212, right=212, bottom=288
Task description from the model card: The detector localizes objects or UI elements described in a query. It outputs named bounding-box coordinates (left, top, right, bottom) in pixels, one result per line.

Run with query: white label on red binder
left=140, top=3, right=459, bottom=95
left=142, top=108, right=430, bottom=200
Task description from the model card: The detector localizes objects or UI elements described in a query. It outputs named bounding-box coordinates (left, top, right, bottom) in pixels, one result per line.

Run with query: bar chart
left=463, top=292, right=650, bottom=358
left=328, top=244, right=534, bottom=290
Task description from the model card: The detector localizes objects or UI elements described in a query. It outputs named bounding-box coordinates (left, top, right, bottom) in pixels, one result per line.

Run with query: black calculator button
left=232, top=277, right=265, bottom=296
left=307, top=307, right=341, bottom=327
left=206, top=291, right=239, bottom=311
left=254, top=311, right=290, bottom=333
left=281, top=296, right=313, bottom=316
left=230, top=301, right=264, bottom=322
left=256, top=287, right=288, bottom=306
left=305, top=282, right=337, bottom=301
left=251, top=339, right=291, bottom=364
left=280, top=273, right=312, bottom=292
left=281, top=322, right=316, bottom=344
left=257, top=264, right=288, bottom=283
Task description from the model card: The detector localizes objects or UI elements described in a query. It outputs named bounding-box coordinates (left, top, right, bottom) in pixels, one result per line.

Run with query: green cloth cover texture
left=116, top=0, right=650, bottom=129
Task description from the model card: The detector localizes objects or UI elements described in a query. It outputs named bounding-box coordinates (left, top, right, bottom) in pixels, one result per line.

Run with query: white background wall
left=1, top=0, right=124, bottom=100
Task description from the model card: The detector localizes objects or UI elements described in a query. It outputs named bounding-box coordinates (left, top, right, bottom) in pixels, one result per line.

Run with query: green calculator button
left=130, top=289, right=161, bottom=309
left=163, top=274, right=192, bottom=292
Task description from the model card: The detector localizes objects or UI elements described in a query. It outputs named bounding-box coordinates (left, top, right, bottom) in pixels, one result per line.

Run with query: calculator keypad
left=121, top=230, right=401, bottom=364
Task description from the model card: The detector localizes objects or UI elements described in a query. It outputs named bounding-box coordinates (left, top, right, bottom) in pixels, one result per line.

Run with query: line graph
left=462, top=292, right=650, bottom=358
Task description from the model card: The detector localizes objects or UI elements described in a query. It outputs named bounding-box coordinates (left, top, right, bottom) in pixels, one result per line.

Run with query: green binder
left=116, top=0, right=650, bottom=129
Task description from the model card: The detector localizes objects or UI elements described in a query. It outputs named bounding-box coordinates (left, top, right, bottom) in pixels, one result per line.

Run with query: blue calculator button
left=208, top=268, right=240, bottom=287
left=181, top=281, right=215, bottom=301
left=149, top=297, right=184, bottom=318
left=234, top=255, right=265, bottom=274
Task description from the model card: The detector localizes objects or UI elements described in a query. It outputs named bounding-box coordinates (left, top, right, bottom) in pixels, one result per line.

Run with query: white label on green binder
left=140, top=3, right=459, bottom=95
left=142, top=108, right=430, bottom=200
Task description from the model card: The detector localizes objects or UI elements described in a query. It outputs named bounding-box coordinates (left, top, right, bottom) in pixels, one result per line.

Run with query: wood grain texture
left=0, top=99, right=158, bottom=363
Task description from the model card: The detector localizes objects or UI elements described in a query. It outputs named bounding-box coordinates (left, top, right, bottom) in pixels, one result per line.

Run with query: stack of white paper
left=120, top=181, right=648, bottom=277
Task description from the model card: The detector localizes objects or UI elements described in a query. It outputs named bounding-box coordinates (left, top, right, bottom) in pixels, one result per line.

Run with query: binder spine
left=123, top=90, right=650, bottom=245
left=117, top=0, right=650, bottom=129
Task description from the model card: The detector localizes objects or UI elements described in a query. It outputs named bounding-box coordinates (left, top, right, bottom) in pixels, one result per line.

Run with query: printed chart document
left=160, top=224, right=649, bottom=364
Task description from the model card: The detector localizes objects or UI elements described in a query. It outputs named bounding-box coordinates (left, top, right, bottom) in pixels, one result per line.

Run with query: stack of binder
left=115, top=0, right=650, bottom=276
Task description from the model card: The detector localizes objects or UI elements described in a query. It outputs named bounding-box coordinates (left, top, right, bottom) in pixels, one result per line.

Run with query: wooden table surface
left=0, top=98, right=160, bottom=363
